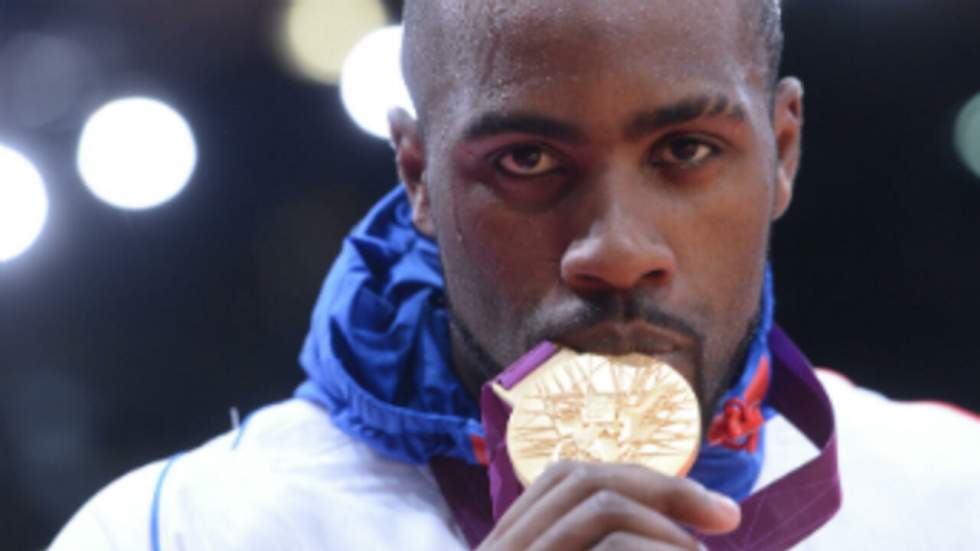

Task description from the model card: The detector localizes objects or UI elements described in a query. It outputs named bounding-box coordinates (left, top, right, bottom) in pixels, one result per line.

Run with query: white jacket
left=52, top=370, right=980, bottom=550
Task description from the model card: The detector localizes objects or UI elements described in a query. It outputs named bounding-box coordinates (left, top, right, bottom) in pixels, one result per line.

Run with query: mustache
left=522, top=294, right=705, bottom=352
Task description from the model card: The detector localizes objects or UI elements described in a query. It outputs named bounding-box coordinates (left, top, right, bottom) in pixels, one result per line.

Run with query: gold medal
left=493, top=349, right=701, bottom=486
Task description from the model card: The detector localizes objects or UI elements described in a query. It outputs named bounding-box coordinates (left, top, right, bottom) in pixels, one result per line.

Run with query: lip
left=557, top=321, right=695, bottom=358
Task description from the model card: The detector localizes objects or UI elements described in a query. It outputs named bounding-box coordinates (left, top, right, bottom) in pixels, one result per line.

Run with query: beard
left=446, top=288, right=763, bottom=431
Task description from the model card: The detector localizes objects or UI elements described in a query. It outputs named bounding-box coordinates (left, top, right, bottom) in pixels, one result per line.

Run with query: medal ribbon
left=431, top=326, right=841, bottom=550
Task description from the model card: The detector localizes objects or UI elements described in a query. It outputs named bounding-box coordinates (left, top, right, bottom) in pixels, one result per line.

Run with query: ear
left=389, top=107, right=435, bottom=236
left=771, top=77, right=804, bottom=220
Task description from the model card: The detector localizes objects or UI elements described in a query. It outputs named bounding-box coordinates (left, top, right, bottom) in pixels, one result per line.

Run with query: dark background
left=1, top=0, right=979, bottom=547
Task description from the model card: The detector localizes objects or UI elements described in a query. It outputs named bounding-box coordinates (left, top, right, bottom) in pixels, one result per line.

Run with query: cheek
left=434, top=178, right=562, bottom=336
left=673, top=170, right=772, bottom=326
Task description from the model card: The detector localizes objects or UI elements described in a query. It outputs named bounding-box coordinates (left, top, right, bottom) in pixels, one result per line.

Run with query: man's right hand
left=477, top=461, right=740, bottom=550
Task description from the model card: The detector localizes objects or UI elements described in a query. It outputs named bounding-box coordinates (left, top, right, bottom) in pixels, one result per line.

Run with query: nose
left=560, top=180, right=676, bottom=294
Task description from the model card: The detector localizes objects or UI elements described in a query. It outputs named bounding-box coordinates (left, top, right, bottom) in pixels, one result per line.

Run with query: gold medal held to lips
left=493, top=349, right=701, bottom=487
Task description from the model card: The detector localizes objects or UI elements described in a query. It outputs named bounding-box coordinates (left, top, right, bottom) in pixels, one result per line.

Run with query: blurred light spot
left=340, top=25, right=414, bottom=140
left=0, top=144, right=48, bottom=262
left=77, top=97, right=197, bottom=210
left=954, top=93, right=980, bottom=179
left=3, top=33, right=99, bottom=129
left=280, top=0, right=388, bottom=84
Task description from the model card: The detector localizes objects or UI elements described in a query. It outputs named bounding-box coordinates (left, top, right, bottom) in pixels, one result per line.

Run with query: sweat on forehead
left=402, top=0, right=783, bottom=127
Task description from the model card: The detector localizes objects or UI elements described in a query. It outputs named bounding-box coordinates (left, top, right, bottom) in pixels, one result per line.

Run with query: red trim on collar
left=708, top=355, right=771, bottom=452
left=470, top=433, right=489, bottom=466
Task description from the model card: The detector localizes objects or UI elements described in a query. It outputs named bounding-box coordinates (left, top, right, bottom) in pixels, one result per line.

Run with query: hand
left=477, top=461, right=740, bottom=550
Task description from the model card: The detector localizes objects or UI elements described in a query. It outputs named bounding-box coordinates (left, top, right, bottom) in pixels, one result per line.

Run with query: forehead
left=457, top=2, right=742, bottom=72
left=423, top=1, right=756, bottom=136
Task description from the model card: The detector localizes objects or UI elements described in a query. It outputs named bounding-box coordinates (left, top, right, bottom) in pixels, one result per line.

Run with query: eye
left=651, top=136, right=720, bottom=168
left=495, top=145, right=562, bottom=177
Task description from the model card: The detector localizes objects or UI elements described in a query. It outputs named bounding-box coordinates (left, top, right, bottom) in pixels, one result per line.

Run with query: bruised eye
left=495, top=145, right=562, bottom=177
left=652, top=137, right=720, bottom=167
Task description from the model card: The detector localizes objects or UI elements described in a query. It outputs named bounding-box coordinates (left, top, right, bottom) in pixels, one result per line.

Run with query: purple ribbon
left=480, top=341, right=559, bottom=520
left=432, top=327, right=841, bottom=550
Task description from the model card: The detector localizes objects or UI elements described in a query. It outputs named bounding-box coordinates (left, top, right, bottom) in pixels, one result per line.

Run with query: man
left=54, top=1, right=980, bottom=549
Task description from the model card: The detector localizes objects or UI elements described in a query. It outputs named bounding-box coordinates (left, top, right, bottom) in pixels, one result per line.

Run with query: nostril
left=571, top=273, right=609, bottom=292
left=642, top=269, right=668, bottom=282
left=560, top=229, right=677, bottom=292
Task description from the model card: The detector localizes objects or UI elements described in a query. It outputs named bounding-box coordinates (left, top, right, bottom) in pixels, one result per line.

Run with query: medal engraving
left=500, top=351, right=701, bottom=486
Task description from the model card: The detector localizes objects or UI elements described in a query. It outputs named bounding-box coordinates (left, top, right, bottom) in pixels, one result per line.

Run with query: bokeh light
left=280, top=0, right=388, bottom=84
left=339, top=25, right=414, bottom=140
left=77, top=97, right=197, bottom=210
left=954, top=93, right=980, bottom=179
left=0, top=144, right=48, bottom=262
left=3, top=33, right=99, bottom=130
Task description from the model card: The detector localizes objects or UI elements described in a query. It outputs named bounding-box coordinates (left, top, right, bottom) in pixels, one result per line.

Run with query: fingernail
left=709, top=491, right=740, bottom=516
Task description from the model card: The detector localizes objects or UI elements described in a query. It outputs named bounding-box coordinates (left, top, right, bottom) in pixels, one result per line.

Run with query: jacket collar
left=296, top=187, right=774, bottom=500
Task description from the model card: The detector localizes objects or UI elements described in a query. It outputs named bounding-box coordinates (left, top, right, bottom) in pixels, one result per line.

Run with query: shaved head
left=402, top=0, right=784, bottom=132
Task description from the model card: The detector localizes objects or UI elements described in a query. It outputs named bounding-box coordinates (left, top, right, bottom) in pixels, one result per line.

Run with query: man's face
left=395, top=1, right=800, bottom=411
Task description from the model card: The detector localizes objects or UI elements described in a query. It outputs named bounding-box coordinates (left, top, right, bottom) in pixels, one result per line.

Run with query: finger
left=630, top=473, right=740, bottom=535
left=484, top=462, right=739, bottom=549
left=491, top=460, right=581, bottom=536
left=528, top=490, right=700, bottom=551
left=590, top=531, right=698, bottom=551
left=526, top=463, right=740, bottom=535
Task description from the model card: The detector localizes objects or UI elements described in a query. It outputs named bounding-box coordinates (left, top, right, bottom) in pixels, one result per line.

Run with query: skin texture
left=481, top=461, right=741, bottom=550
left=390, top=1, right=803, bottom=548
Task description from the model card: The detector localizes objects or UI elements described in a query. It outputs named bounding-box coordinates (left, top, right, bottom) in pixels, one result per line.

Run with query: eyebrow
left=462, top=112, right=587, bottom=143
left=625, top=94, right=747, bottom=141
left=460, top=93, right=747, bottom=143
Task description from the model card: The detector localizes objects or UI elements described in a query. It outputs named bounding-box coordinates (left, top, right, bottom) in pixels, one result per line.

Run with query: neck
left=449, top=314, right=502, bottom=400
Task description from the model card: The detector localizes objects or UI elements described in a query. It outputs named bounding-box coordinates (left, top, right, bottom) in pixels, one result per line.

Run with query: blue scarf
left=297, top=187, right=775, bottom=500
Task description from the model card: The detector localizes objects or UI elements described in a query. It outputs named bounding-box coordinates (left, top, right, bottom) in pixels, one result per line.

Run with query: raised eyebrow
left=624, top=94, right=748, bottom=142
left=461, top=112, right=587, bottom=143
